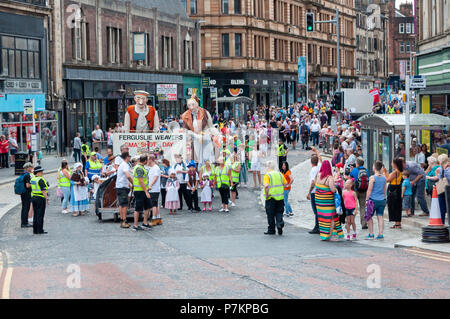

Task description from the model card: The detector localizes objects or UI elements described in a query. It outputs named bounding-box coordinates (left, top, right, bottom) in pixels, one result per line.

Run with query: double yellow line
left=405, top=248, right=450, bottom=263
left=0, top=252, right=13, bottom=299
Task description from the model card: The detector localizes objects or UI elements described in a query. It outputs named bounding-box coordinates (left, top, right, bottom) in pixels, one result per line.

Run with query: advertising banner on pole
left=297, top=56, right=306, bottom=85
left=113, top=133, right=186, bottom=163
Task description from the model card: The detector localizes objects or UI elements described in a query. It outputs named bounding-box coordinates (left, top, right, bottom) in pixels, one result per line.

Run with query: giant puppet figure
left=124, top=90, right=160, bottom=133
left=180, top=95, right=219, bottom=164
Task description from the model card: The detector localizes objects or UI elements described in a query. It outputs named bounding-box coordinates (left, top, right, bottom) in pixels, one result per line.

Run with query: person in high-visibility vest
left=263, top=161, right=287, bottom=235
left=85, top=152, right=102, bottom=182
left=216, top=157, right=232, bottom=213
left=277, top=140, right=288, bottom=171
left=132, top=155, right=151, bottom=231
left=230, top=153, right=241, bottom=207
left=30, top=166, right=49, bottom=234
left=387, top=104, right=395, bottom=114
left=57, top=160, right=71, bottom=214
left=81, top=139, right=90, bottom=171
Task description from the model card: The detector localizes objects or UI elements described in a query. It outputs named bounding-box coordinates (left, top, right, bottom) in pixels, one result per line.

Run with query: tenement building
left=0, top=0, right=53, bottom=152
left=53, top=0, right=201, bottom=147
left=184, top=0, right=356, bottom=111
left=416, top=0, right=450, bottom=148
left=354, top=0, right=388, bottom=89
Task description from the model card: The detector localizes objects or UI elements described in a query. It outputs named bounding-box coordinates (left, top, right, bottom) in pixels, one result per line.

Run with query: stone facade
left=185, top=0, right=356, bottom=107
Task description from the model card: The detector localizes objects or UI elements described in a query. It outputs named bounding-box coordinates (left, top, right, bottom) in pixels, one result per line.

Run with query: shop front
left=182, top=75, right=203, bottom=107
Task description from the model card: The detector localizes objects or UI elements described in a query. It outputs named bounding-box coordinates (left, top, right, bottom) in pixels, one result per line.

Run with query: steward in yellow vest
left=263, top=163, right=287, bottom=235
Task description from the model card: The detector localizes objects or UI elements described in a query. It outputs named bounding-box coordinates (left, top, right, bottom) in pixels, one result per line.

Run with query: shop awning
left=357, top=113, right=450, bottom=130
left=215, top=97, right=254, bottom=104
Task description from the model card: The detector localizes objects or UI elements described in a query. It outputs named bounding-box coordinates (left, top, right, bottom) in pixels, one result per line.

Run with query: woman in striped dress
left=314, top=160, right=345, bottom=241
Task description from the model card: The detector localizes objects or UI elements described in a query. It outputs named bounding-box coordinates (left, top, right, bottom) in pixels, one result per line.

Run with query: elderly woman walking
left=70, top=163, right=90, bottom=217
left=314, top=160, right=345, bottom=241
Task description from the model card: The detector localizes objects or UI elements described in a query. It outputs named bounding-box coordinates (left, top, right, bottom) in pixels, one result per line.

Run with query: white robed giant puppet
left=180, top=95, right=219, bottom=164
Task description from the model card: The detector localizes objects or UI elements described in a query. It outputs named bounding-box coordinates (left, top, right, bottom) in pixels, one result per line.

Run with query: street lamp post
left=405, top=51, right=416, bottom=162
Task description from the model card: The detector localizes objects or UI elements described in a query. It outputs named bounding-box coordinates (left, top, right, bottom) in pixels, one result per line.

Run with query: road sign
left=23, top=98, right=34, bottom=115
left=410, top=75, right=426, bottom=89
left=202, top=78, right=210, bottom=87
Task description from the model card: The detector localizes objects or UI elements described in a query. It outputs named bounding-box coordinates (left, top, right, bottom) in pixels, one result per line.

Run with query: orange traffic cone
left=428, top=186, right=444, bottom=227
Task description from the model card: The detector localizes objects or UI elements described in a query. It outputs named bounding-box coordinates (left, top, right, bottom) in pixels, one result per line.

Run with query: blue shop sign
left=0, top=94, right=45, bottom=112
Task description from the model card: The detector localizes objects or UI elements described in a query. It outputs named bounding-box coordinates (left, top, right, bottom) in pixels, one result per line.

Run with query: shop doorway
left=106, top=100, right=119, bottom=130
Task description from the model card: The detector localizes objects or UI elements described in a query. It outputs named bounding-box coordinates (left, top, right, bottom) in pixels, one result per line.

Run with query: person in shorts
left=147, top=155, right=162, bottom=226
left=132, top=155, right=152, bottom=231
left=402, top=170, right=413, bottom=217
left=116, top=152, right=132, bottom=228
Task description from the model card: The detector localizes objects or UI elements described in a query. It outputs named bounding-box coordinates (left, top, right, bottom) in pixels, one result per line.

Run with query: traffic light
left=306, top=12, right=314, bottom=32
left=333, top=92, right=343, bottom=111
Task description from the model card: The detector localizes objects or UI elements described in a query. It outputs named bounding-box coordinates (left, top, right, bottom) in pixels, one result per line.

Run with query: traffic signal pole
left=313, top=9, right=341, bottom=118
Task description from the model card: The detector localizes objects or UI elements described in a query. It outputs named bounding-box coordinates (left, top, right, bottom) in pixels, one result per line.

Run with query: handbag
left=56, top=187, right=64, bottom=198
left=364, top=199, right=375, bottom=222
left=334, top=192, right=343, bottom=216
left=436, top=168, right=448, bottom=195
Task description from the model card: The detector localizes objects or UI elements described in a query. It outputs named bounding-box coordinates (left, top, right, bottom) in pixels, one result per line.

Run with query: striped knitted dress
left=315, top=183, right=345, bottom=241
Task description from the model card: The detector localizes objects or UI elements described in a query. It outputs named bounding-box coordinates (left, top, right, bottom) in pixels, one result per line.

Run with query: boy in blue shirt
left=402, top=170, right=413, bottom=217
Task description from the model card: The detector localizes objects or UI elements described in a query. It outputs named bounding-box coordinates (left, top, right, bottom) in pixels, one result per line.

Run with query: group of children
left=164, top=166, right=215, bottom=215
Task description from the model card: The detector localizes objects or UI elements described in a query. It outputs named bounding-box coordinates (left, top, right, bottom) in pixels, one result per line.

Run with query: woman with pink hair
left=314, top=160, right=345, bottom=241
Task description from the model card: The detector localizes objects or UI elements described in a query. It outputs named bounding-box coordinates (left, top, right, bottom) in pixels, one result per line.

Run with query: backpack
left=356, top=167, right=368, bottom=192
left=15, top=172, right=29, bottom=195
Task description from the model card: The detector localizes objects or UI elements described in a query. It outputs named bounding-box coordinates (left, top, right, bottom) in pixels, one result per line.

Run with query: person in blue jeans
left=365, top=160, right=387, bottom=240
left=403, top=159, right=429, bottom=216
left=281, top=162, right=294, bottom=217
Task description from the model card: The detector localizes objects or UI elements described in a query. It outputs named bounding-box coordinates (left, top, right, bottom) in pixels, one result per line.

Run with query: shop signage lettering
left=157, top=84, right=177, bottom=101
left=113, top=133, right=186, bottom=162
left=231, top=79, right=245, bottom=85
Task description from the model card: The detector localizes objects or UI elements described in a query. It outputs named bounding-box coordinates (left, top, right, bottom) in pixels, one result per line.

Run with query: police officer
left=277, top=140, right=288, bottom=171
left=263, top=161, right=287, bottom=235
left=30, top=166, right=49, bottom=234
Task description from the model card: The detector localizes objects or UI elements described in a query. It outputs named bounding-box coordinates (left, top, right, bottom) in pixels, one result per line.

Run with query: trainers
left=352, top=233, right=357, bottom=240
left=288, top=212, right=294, bottom=217
left=346, top=235, right=351, bottom=241
left=365, top=234, right=375, bottom=240
left=132, top=225, right=143, bottom=231
left=62, top=210, right=69, bottom=214
left=219, top=208, right=225, bottom=212
left=208, top=207, right=212, bottom=211
left=202, top=208, right=206, bottom=211
left=141, top=223, right=152, bottom=230
left=376, top=234, right=384, bottom=240
left=231, top=202, right=236, bottom=207
left=224, top=209, right=230, bottom=213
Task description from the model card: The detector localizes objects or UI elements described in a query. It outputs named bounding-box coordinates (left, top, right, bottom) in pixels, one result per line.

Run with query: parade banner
left=113, top=133, right=186, bottom=163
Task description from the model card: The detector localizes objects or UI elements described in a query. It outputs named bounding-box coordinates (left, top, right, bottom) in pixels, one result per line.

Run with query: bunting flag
left=369, top=88, right=380, bottom=105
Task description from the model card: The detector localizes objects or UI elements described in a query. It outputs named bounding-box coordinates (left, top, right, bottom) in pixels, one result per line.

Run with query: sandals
left=390, top=225, right=402, bottom=229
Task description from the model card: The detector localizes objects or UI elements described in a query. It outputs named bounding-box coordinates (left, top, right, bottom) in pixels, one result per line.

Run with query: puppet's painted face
left=187, top=99, right=199, bottom=114
left=134, top=95, right=148, bottom=108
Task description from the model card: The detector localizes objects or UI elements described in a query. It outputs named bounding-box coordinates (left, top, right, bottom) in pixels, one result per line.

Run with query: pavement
left=283, top=151, right=450, bottom=254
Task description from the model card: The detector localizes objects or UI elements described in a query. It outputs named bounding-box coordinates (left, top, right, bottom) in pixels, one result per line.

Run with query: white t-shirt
left=116, top=161, right=131, bottom=189
left=114, top=156, right=123, bottom=167
left=310, top=165, right=321, bottom=194
left=148, top=164, right=161, bottom=193
left=93, top=129, right=103, bottom=141
left=185, top=172, right=200, bottom=188
left=174, top=162, right=187, bottom=184
left=341, top=141, right=349, bottom=151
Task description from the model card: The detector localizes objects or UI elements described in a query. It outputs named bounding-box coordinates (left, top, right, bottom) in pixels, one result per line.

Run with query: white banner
left=157, top=84, right=177, bottom=101
left=113, top=133, right=186, bottom=163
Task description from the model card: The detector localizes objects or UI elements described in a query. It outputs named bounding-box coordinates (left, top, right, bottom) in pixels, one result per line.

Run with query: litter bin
left=14, top=152, right=28, bottom=175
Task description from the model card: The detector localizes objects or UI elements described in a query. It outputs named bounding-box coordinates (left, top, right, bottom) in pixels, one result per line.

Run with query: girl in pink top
left=343, top=179, right=358, bottom=241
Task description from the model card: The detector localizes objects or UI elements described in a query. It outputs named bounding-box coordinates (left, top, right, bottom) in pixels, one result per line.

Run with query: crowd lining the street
left=13, top=99, right=450, bottom=239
